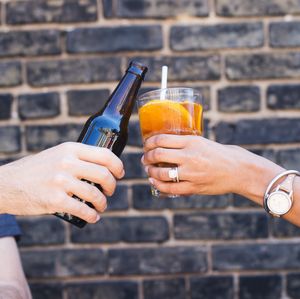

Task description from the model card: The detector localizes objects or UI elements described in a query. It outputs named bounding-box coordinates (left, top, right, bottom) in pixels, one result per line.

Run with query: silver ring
left=168, top=167, right=179, bottom=183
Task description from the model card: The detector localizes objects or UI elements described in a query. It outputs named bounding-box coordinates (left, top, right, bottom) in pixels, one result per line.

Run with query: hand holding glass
left=137, top=87, right=203, bottom=197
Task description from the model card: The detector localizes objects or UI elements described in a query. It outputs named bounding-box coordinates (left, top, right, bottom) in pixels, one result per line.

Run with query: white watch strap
left=280, top=174, right=296, bottom=193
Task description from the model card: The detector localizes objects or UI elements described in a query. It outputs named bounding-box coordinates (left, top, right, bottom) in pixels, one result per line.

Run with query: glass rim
left=138, top=87, right=200, bottom=101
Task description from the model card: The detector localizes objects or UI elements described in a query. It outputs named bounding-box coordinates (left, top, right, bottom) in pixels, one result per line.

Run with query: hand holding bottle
left=0, top=142, right=124, bottom=223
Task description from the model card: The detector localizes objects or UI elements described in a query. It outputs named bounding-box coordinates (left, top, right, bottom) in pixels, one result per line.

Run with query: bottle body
left=55, top=61, right=148, bottom=228
left=80, top=115, right=127, bottom=156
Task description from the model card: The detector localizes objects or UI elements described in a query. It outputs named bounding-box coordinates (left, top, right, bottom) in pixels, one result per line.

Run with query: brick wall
left=1, top=0, right=300, bottom=298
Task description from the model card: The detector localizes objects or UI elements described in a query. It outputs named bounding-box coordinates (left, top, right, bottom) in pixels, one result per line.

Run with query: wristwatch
left=264, top=170, right=300, bottom=217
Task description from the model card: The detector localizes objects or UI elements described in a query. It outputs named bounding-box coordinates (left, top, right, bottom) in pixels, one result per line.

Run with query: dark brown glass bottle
left=55, top=61, right=148, bottom=228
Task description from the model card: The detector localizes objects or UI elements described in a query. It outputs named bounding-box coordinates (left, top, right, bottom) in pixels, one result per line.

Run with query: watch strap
left=279, top=174, right=296, bottom=193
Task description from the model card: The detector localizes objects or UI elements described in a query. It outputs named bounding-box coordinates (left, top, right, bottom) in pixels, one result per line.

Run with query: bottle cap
left=127, top=61, right=148, bottom=79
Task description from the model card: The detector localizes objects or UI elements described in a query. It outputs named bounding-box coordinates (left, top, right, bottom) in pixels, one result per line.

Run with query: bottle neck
left=103, top=72, right=142, bottom=122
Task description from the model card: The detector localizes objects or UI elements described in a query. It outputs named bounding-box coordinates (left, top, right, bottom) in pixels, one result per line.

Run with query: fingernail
left=149, top=177, right=155, bottom=185
left=96, top=214, right=101, bottom=222
left=141, top=156, right=145, bottom=164
left=121, top=169, right=125, bottom=178
left=144, top=166, right=149, bottom=174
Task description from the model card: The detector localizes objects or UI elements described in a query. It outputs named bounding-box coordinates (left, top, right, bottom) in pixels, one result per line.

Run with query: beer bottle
left=55, top=61, right=148, bottom=228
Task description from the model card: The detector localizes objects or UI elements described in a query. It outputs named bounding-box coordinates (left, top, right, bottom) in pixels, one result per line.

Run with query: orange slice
left=139, top=99, right=193, bottom=138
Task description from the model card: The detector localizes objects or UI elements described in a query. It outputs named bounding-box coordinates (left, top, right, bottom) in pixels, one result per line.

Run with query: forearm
left=0, top=237, right=31, bottom=299
left=0, top=284, right=30, bottom=299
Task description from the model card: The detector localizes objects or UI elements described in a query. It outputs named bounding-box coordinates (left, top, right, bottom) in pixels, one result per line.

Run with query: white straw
left=160, top=65, right=168, bottom=100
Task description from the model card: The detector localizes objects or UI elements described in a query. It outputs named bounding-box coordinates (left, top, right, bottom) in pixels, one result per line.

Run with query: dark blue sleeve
left=0, top=214, right=21, bottom=238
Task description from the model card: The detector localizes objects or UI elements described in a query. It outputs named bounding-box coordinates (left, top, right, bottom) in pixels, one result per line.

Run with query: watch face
left=267, top=191, right=292, bottom=215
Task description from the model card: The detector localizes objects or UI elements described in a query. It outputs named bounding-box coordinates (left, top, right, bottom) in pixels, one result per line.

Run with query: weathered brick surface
left=22, top=249, right=106, bottom=278
left=212, top=243, right=300, bottom=271
left=30, top=283, right=63, bottom=299
left=0, top=30, right=61, bottom=57
left=0, top=2, right=300, bottom=299
left=239, top=275, right=282, bottom=299
left=267, top=84, right=300, bottom=110
left=121, top=153, right=147, bottom=179
left=287, top=273, right=300, bottom=299
left=128, top=120, right=143, bottom=147
left=277, top=149, right=300, bottom=170
left=18, top=217, right=65, bottom=247
left=6, top=0, right=98, bottom=24
left=67, top=89, right=110, bottom=116
left=133, top=185, right=230, bottom=210
left=270, top=22, right=300, bottom=48
left=270, top=217, right=300, bottom=238
left=174, top=212, right=268, bottom=240
left=71, top=216, right=169, bottom=243
left=215, top=118, right=300, bottom=145
left=0, top=94, right=13, bottom=120
left=67, top=26, right=163, bottom=53
left=143, top=278, right=185, bottom=299
left=66, top=281, right=138, bottom=299
left=218, top=86, right=260, bottom=112
left=108, top=246, right=207, bottom=275
left=232, top=194, right=260, bottom=208
left=0, top=61, right=22, bottom=87
left=27, top=57, right=122, bottom=87
left=190, top=276, right=234, bottom=299
left=103, top=0, right=209, bottom=18
left=0, top=126, right=21, bottom=153
left=226, top=53, right=300, bottom=80
left=26, top=124, right=82, bottom=151
left=171, top=23, right=263, bottom=51
left=128, top=56, right=221, bottom=82
left=18, top=92, right=60, bottom=120
left=216, top=0, right=300, bottom=16
left=107, top=185, right=129, bottom=211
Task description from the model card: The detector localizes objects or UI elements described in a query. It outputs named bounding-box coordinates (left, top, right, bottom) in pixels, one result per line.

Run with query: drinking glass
left=137, top=87, right=203, bottom=197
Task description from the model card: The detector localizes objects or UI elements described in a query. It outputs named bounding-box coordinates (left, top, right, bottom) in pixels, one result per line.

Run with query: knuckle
left=100, top=147, right=112, bottom=159
left=117, top=159, right=124, bottom=173
left=153, top=135, right=161, bottom=147
left=85, top=210, right=98, bottom=223
left=110, top=181, right=117, bottom=195
left=153, top=148, right=164, bottom=161
left=52, top=173, right=68, bottom=186
left=101, top=167, right=111, bottom=181
left=59, top=156, right=75, bottom=170
left=59, top=142, right=74, bottom=153
left=98, top=196, right=107, bottom=211
left=89, top=185, right=101, bottom=201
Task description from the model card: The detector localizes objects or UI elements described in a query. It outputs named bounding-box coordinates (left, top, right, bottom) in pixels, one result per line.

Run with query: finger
left=64, top=176, right=107, bottom=213
left=75, top=144, right=124, bottom=179
left=144, top=134, right=188, bottom=152
left=149, top=178, right=193, bottom=196
left=143, top=148, right=183, bottom=165
left=146, top=165, right=183, bottom=182
left=60, top=195, right=100, bottom=224
left=72, top=161, right=117, bottom=196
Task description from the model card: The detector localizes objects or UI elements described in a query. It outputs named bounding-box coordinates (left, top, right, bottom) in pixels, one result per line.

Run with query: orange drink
left=137, top=88, right=203, bottom=197
left=139, top=99, right=203, bottom=139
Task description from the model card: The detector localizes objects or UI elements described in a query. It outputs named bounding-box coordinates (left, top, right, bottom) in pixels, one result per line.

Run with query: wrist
left=233, top=149, right=285, bottom=206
